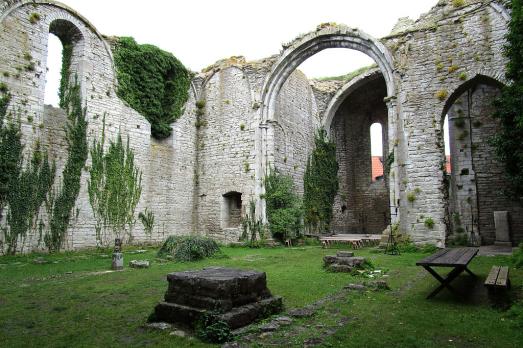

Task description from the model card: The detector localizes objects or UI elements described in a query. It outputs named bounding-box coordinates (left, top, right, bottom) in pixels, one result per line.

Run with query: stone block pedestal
left=154, top=267, right=282, bottom=329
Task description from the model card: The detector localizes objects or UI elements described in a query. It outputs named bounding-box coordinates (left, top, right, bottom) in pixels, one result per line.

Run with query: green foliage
left=407, top=191, right=417, bottom=203
left=265, top=171, right=303, bottom=241
left=507, top=301, right=523, bottom=328
left=0, top=87, right=56, bottom=255
left=113, top=37, right=191, bottom=139
left=28, top=13, right=40, bottom=24
left=58, top=43, right=73, bottom=109
left=241, top=200, right=265, bottom=246
left=303, top=129, right=339, bottom=233
left=448, top=232, right=468, bottom=246
left=88, top=117, right=142, bottom=246
left=454, top=117, right=466, bottom=128
left=384, top=151, right=394, bottom=175
left=317, top=64, right=377, bottom=81
left=424, top=217, right=435, bottom=229
left=436, top=90, right=448, bottom=101
left=512, top=242, right=523, bottom=269
left=138, top=208, right=155, bottom=235
left=0, top=90, right=55, bottom=254
left=491, top=0, right=523, bottom=199
left=157, top=235, right=220, bottom=262
left=196, top=311, right=232, bottom=343
left=45, top=78, right=88, bottom=252
left=452, top=0, right=465, bottom=8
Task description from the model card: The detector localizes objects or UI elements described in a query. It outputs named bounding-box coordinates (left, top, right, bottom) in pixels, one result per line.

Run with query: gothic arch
left=260, top=25, right=395, bottom=123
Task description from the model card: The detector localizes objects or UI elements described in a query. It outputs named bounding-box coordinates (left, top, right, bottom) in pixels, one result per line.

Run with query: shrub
left=512, top=242, right=523, bottom=269
left=448, top=233, right=468, bottom=246
left=157, top=235, right=220, bottom=262
left=506, top=301, right=523, bottom=328
left=436, top=90, right=448, bottom=101
left=407, top=191, right=417, bottom=203
left=424, top=217, right=435, bottom=229
left=265, top=171, right=303, bottom=241
left=196, top=311, right=232, bottom=343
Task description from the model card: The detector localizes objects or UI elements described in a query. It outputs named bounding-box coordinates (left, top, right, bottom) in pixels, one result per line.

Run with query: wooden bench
left=484, top=266, right=510, bottom=289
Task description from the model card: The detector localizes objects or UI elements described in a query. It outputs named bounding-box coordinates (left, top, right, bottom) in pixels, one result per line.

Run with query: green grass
left=316, top=64, right=377, bottom=82
left=0, top=246, right=521, bottom=347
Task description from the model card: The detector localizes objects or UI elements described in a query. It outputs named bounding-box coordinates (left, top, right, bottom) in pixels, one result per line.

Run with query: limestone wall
left=330, top=76, right=389, bottom=235
left=1, top=0, right=520, bottom=251
left=383, top=0, right=510, bottom=245
left=0, top=0, right=197, bottom=251
left=273, top=70, right=320, bottom=195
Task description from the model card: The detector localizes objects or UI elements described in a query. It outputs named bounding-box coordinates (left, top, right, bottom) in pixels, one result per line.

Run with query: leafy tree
left=492, top=0, right=523, bottom=199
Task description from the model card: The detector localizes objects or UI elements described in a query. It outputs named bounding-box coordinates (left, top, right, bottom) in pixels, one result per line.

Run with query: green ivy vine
left=492, top=0, right=523, bottom=199
left=88, top=116, right=142, bottom=246
left=303, top=129, right=339, bottom=233
left=112, top=37, right=191, bottom=139
left=264, top=171, right=302, bottom=241
left=0, top=86, right=55, bottom=255
left=45, top=78, right=88, bottom=252
left=58, top=43, right=73, bottom=108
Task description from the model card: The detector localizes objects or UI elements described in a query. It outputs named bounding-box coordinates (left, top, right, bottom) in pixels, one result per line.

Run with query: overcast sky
left=45, top=0, right=449, bottom=156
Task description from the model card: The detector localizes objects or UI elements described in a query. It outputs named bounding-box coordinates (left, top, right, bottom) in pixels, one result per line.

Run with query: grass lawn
left=0, top=246, right=521, bottom=347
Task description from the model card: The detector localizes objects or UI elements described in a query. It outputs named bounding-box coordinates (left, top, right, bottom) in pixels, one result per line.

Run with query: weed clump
left=157, top=235, right=220, bottom=262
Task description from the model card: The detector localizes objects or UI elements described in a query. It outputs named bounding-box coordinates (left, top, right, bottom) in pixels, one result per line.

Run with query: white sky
left=44, top=0, right=449, bottom=155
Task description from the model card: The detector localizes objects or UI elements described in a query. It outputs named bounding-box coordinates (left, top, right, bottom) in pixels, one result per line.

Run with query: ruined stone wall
left=273, top=70, right=320, bottom=195
left=330, top=76, right=389, bottom=235
left=383, top=0, right=510, bottom=245
left=0, top=1, right=197, bottom=251
left=195, top=67, right=257, bottom=243
left=448, top=83, right=523, bottom=244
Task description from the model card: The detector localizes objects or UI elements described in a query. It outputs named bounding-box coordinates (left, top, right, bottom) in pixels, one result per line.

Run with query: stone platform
left=154, top=267, right=282, bottom=329
left=323, top=251, right=366, bottom=272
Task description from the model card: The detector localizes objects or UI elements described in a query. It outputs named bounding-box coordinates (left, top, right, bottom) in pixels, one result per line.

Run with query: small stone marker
left=129, top=260, right=150, bottom=268
left=336, top=251, right=354, bottom=257
left=494, top=211, right=512, bottom=247
left=112, top=252, right=123, bottom=270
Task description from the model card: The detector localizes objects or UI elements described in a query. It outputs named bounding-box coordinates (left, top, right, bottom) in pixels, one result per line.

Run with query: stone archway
left=255, top=24, right=397, bottom=224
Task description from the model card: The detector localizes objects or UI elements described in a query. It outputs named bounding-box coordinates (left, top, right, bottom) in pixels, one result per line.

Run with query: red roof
left=372, top=156, right=383, bottom=182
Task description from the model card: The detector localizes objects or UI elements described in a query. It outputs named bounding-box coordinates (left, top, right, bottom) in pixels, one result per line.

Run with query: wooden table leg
left=423, top=266, right=465, bottom=299
left=464, top=267, right=477, bottom=278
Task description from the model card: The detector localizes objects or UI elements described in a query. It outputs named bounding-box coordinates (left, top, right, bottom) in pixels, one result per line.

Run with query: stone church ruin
left=0, top=0, right=521, bottom=253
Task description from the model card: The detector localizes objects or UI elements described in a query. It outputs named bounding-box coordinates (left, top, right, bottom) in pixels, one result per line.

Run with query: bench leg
left=464, top=267, right=477, bottom=278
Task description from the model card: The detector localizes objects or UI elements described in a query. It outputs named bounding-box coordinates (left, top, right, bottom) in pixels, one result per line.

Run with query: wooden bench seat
left=485, top=266, right=510, bottom=289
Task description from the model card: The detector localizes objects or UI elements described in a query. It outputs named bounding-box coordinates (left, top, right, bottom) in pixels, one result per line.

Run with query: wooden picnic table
left=416, top=247, right=479, bottom=299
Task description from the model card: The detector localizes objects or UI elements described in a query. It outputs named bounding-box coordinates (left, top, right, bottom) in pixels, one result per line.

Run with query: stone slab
left=154, top=296, right=282, bottom=330
left=164, top=267, right=271, bottom=310
left=494, top=211, right=511, bottom=246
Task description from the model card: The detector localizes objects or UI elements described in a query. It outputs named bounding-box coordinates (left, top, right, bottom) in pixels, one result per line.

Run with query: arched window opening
left=222, top=192, right=242, bottom=228
left=370, top=122, right=383, bottom=182
left=44, top=33, right=64, bottom=107
left=44, top=20, right=83, bottom=109
left=443, top=115, right=451, bottom=174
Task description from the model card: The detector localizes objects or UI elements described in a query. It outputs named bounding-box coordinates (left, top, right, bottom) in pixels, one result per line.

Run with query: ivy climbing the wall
left=45, top=78, right=88, bottom=252
left=88, top=116, right=142, bottom=246
left=112, top=37, right=191, bottom=139
left=264, top=171, right=302, bottom=241
left=492, top=0, right=523, bottom=199
left=303, top=129, right=339, bottom=234
left=0, top=86, right=55, bottom=255
left=58, top=43, right=73, bottom=109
